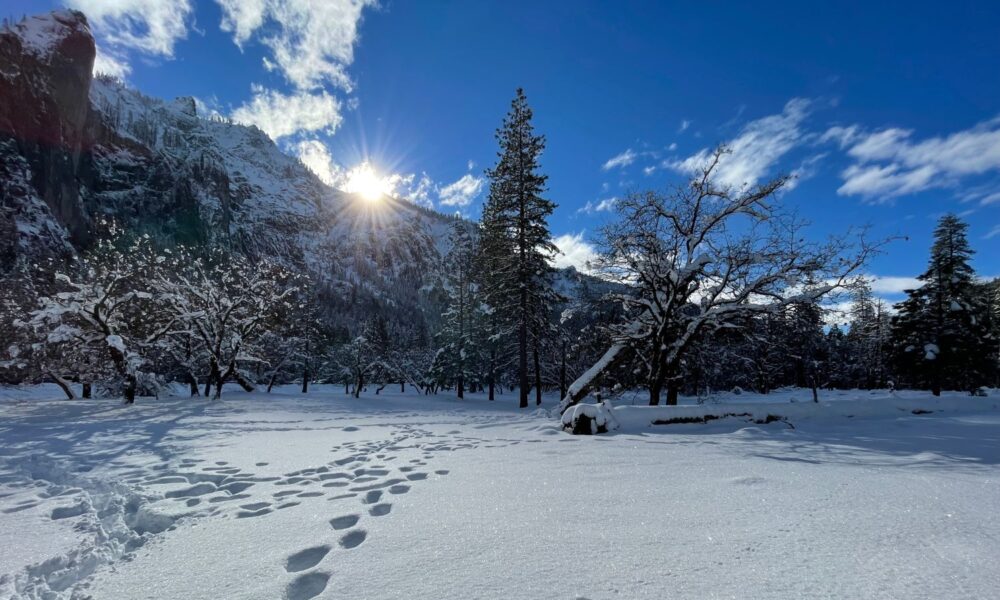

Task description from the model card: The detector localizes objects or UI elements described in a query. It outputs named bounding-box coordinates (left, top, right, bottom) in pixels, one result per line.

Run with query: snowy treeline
left=1, top=92, right=998, bottom=405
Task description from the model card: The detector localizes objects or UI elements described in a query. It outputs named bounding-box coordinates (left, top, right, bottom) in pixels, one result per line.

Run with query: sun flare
left=344, top=162, right=391, bottom=202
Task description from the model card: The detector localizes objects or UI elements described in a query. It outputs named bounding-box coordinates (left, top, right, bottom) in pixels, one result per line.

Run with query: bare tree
left=562, top=147, right=879, bottom=408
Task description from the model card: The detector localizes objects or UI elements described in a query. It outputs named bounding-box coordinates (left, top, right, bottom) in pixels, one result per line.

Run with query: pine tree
left=436, top=223, right=482, bottom=398
left=891, top=214, right=993, bottom=394
left=480, top=89, right=558, bottom=408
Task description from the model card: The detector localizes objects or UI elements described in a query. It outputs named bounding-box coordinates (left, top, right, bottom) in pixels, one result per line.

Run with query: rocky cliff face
left=0, top=10, right=98, bottom=264
left=0, top=11, right=479, bottom=337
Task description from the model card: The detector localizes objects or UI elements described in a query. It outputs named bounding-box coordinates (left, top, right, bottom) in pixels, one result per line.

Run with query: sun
left=344, top=162, right=391, bottom=202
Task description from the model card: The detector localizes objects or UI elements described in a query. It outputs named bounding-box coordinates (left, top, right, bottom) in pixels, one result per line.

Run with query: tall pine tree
left=480, top=89, right=558, bottom=408
left=891, top=214, right=994, bottom=394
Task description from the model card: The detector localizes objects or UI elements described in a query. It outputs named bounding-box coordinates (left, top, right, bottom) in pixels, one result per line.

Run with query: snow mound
left=561, top=401, right=620, bottom=435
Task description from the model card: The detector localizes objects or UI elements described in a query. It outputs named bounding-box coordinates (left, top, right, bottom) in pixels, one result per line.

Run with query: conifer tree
left=891, top=214, right=994, bottom=394
left=436, top=223, right=481, bottom=398
left=480, top=89, right=558, bottom=408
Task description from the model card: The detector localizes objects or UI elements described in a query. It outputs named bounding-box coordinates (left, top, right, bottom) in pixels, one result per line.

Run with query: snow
left=2, top=385, right=999, bottom=599
left=4, top=11, right=85, bottom=57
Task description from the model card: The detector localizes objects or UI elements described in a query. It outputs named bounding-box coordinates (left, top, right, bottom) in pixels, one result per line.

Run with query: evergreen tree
left=480, top=89, right=558, bottom=408
left=891, top=214, right=994, bottom=394
left=436, top=223, right=482, bottom=398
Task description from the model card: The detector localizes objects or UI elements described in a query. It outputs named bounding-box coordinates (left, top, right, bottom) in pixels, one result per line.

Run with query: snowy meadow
left=2, top=7, right=1000, bottom=600
left=2, top=386, right=999, bottom=599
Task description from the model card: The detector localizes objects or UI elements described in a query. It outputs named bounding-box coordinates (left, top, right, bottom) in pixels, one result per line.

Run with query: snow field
left=1, top=385, right=999, bottom=599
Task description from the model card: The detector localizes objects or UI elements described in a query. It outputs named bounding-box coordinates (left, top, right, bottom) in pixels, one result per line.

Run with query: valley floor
left=1, top=385, right=999, bottom=599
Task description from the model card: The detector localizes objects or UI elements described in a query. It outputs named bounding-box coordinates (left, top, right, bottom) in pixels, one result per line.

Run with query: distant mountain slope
left=0, top=10, right=606, bottom=341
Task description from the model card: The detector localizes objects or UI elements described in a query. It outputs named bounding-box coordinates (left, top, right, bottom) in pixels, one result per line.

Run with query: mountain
left=0, top=10, right=481, bottom=340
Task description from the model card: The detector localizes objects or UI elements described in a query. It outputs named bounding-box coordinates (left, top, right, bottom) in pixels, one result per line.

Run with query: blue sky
left=10, top=0, right=1000, bottom=300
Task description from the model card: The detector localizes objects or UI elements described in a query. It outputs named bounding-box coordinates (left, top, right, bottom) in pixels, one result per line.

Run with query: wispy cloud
left=986, top=225, right=1000, bottom=240
left=577, top=197, right=617, bottom=214
left=216, top=0, right=376, bottom=92
left=232, top=86, right=343, bottom=140
left=552, top=232, right=597, bottom=272
left=668, top=98, right=813, bottom=188
left=66, top=0, right=194, bottom=74
left=602, top=149, right=637, bottom=171
left=439, top=173, right=484, bottom=207
left=678, top=119, right=690, bottom=133
left=833, top=115, right=1000, bottom=201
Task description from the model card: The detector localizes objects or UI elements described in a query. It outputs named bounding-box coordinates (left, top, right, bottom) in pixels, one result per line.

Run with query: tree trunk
left=648, top=377, right=662, bottom=406
left=666, top=382, right=679, bottom=406
left=123, top=373, right=137, bottom=405
left=534, top=345, right=542, bottom=406
left=188, top=373, right=199, bottom=397
left=518, top=297, right=529, bottom=408
left=233, top=370, right=255, bottom=392
left=559, top=341, right=567, bottom=401
left=488, top=349, right=496, bottom=401
left=400, top=381, right=404, bottom=393
left=302, top=367, right=309, bottom=393
left=48, top=372, right=75, bottom=399
left=82, top=382, right=92, bottom=399
left=354, top=372, right=363, bottom=398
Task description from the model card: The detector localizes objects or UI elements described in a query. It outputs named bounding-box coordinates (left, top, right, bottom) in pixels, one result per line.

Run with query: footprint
left=274, top=489, right=301, bottom=498
left=208, top=493, right=251, bottom=503
left=328, top=493, right=357, bottom=501
left=362, top=490, right=382, bottom=504
left=343, top=426, right=359, bottom=432
left=240, top=502, right=271, bottom=511
left=236, top=507, right=273, bottom=519
left=388, top=485, right=410, bottom=495
left=405, top=473, right=427, bottom=481
left=285, top=545, right=331, bottom=572
left=435, top=470, right=450, bottom=476
left=50, top=503, right=88, bottom=520
left=369, top=503, right=392, bottom=517
left=339, top=529, right=367, bottom=549
left=297, top=491, right=323, bottom=498
left=285, top=572, right=329, bottom=600
left=255, top=462, right=269, bottom=467
left=322, top=481, right=349, bottom=488
left=276, top=501, right=300, bottom=510
left=329, top=514, right=360, bottom=530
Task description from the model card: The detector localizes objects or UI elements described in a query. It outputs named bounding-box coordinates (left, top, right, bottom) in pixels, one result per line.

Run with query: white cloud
left=232, top=86, right=343, bottom=140
left=295, top=139, right=344, bottom=186
left=552, top=232, right=598, bottom=272
left=67, top=0, right=193, bottom=56
left=92, top=45, right=130, bottom=78
left=216, top=0, right=376, bottom=92
left=439, top=174, right=484, bottom=207
left=602, top=149, right=637, bottom=171
left=668, top=98, right=813, bottom=188
left=643, top=166, right=656, bottom=176
left=835, top=115, right=1000, bottom=200
left=577, top=197, right=617, bottom=214
left=678, top=120, right=690, bottom=133
left=985, top=225, right=1000, bottom=240
left=868, top=275, right=921, bottom=295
